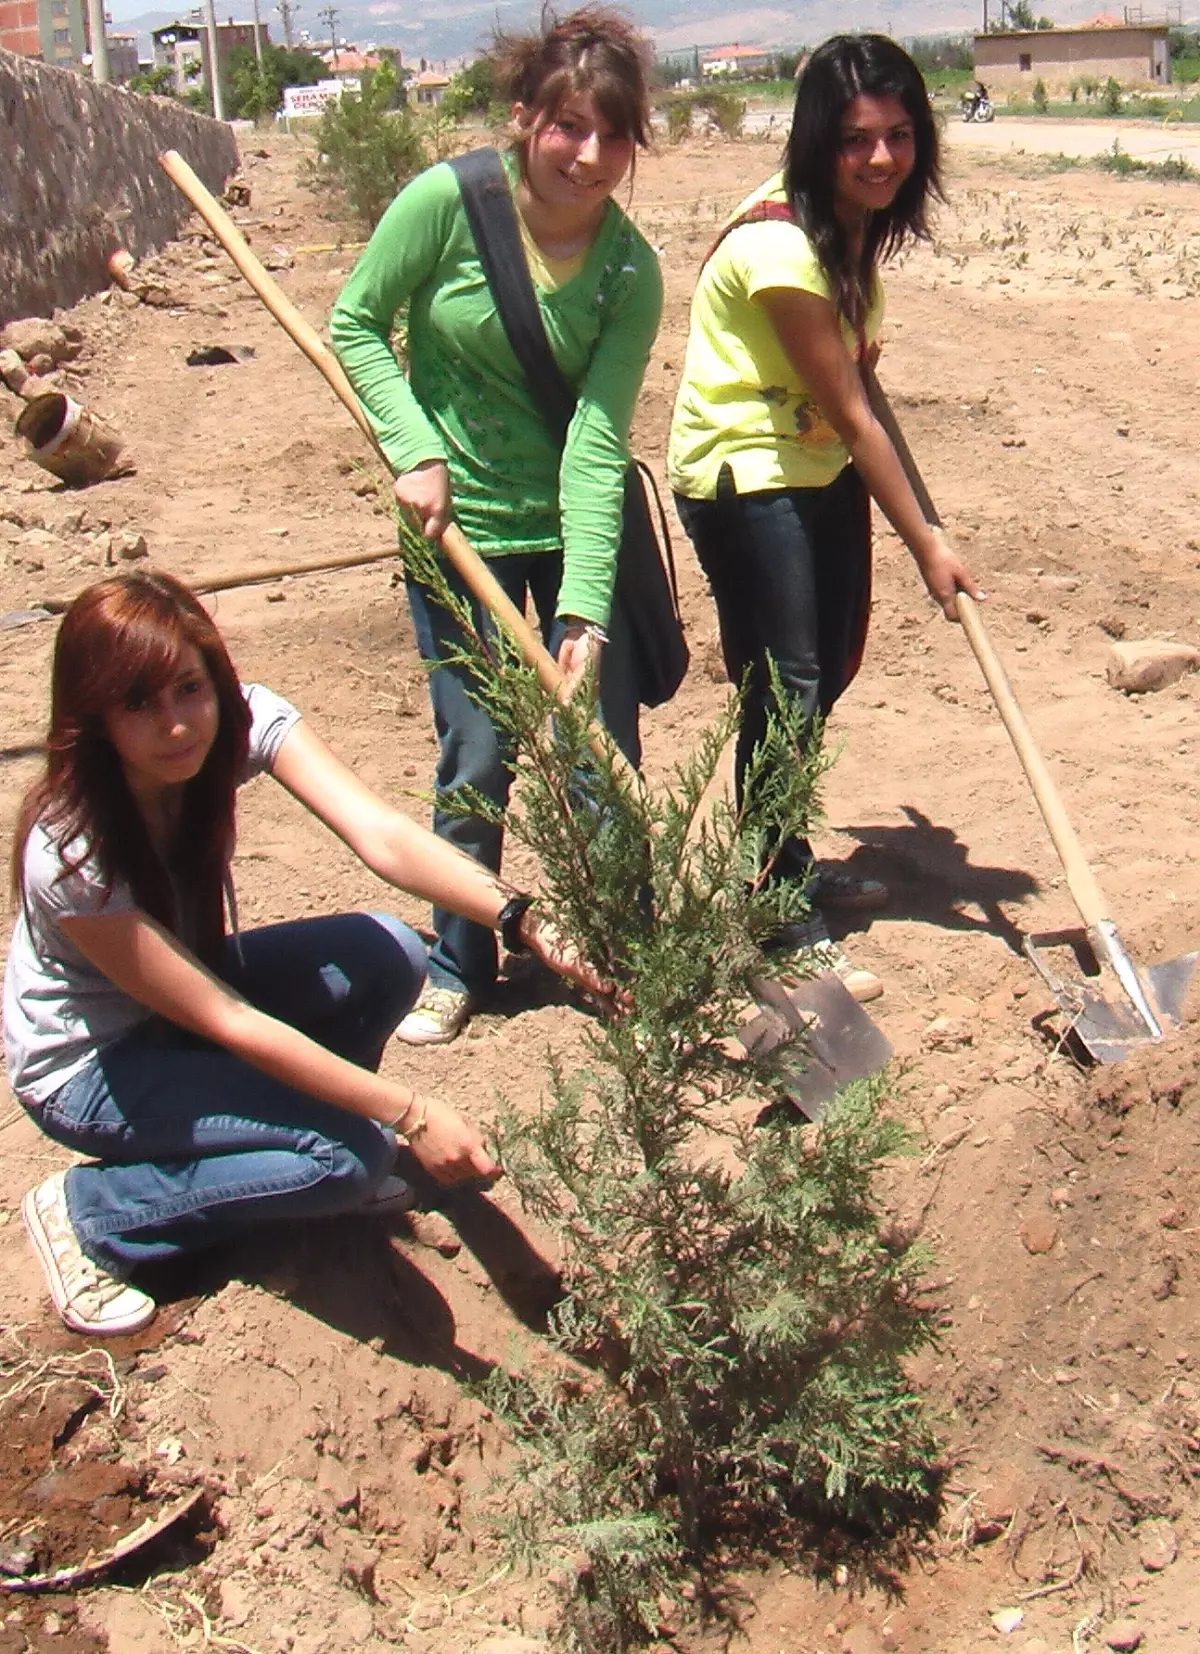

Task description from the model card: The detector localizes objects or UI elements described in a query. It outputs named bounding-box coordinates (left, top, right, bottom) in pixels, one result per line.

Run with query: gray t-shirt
left=3, top=683, right=301, bottom=1106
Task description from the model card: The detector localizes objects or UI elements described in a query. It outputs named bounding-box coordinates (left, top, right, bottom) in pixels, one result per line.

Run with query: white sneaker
left=811, top=939, right=884, bottom=1005
left=771, top=918, right=884, bottom=1005
left=22, top=1171, right=156, bottom=1337
left=395, top=986, right=471, bottom=1046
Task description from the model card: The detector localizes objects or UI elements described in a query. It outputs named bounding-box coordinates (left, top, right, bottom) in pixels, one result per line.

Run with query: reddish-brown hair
left=494, top=5, right=653, bottom=173
left=11, top=570, right=251, bottom=969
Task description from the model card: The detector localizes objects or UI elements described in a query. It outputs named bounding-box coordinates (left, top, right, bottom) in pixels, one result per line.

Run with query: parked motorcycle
left=960, top=91, right=995, bottom=122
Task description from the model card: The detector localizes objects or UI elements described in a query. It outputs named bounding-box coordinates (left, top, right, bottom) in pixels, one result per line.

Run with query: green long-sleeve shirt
left=330, top=152, right=663, bottom=627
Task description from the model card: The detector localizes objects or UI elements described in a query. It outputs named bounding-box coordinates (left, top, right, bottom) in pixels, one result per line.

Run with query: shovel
left=739, top=973, right=894, bottom=1120
left=862, top=361, right=1198, bottom=1062
left=159, top=148, right=892, bottom=1116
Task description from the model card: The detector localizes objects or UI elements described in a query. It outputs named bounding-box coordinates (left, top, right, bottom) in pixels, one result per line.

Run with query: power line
left=277, top=0, right=297, bottom=49
left=318, top=2, right=336, bottom=67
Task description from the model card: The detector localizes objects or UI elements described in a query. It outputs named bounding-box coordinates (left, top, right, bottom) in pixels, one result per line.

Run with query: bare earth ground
left=1, top=128, right=1200, bottom=1654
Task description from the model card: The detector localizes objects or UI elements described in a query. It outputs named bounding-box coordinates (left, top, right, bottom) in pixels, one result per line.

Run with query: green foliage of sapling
left=396, top=527, right=941, bottom=1651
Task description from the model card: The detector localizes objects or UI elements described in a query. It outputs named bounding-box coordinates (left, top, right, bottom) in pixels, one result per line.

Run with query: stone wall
left=1, top=48, right=239, bottom=325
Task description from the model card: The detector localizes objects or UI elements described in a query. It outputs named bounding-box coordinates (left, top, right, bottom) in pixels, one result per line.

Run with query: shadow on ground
left=834, top=805, right=1039, bottom=955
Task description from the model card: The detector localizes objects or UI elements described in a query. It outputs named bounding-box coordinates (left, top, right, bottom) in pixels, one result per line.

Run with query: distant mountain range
left=106, top=0, right=1148, bottom=71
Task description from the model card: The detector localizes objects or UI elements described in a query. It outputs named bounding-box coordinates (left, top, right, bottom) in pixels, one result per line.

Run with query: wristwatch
left=496, top=893, right=535, bottom=956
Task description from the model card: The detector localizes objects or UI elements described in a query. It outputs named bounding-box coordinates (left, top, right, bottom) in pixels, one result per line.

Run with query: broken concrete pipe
left=106, top=248, right=137, bottom=291
left=15, top=393, right=124, bottom=487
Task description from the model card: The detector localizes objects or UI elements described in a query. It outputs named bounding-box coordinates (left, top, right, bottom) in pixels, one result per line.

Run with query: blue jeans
left=406, top=550, right=641, bottom=996
left=674, top=463, right=870, bottom=885
left=30, top=912, right=427, bottom=1278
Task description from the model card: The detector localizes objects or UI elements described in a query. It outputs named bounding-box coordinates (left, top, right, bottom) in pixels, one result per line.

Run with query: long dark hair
left=784, top=34, right=942, bottom=331
left=494, top=5, right=653, bottom=178
left=11, top=571, right=251, bottom=969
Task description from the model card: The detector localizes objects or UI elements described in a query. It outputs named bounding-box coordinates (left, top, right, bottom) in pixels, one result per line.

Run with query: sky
left=102, top=0, right=1197, bottom=50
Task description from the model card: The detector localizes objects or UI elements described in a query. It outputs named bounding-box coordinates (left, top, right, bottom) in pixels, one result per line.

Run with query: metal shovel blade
left=739, top=973, right=893, bottom=1121
left=1025, top=927, right=1200, bottom=1063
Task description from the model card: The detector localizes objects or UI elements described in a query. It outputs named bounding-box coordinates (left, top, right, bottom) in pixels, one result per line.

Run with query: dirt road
left=945, top=112, right=1200, bottom=167
left=742, top=103, right=1200, bottom=169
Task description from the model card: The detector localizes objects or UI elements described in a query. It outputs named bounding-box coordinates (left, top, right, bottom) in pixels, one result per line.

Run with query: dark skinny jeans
left=674, top=462, right=870, bottom=884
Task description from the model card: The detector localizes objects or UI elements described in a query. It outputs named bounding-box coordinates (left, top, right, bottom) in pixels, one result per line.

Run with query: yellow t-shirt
left=518, top=213, right=588, bottom=291
left=667, top=174, right=884, bottom=500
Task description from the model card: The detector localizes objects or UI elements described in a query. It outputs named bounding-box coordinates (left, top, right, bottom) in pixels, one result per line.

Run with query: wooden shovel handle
left=954, top=592, right=1110, bottom=930
left=157, top=149, right=565, bottom=707
left=860, top=360, right=1113, bottom=933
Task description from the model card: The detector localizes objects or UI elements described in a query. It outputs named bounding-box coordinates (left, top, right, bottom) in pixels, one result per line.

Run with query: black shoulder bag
left=448, top=146, right=688, bottom=710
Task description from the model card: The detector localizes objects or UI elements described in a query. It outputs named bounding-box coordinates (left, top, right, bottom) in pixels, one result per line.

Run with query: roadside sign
left=280, top=78, right=359, bottom=117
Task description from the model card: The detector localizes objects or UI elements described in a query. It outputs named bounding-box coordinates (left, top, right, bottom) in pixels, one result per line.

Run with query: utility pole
left=252, top=0, right=265, bottom=66
left=86, top=0, right=111, bottom=82
left=276, top=0, right=296, bottom=49
left=203, top=0, right=226, bottom=118
left=318, top=2, right=336, bottom=68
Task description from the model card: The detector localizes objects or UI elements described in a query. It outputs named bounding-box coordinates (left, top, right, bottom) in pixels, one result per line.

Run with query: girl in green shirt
left=332, top=7, right=663, bottom=1042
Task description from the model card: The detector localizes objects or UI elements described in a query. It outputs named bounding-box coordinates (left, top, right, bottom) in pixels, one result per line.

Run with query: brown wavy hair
left=494, top=5, right=653, bottom=176
left=11, top=570, right=251, bottom=969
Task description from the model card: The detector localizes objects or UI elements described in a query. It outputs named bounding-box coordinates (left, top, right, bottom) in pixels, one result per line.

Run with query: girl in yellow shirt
left=668, top=34, right=980, bottom=1000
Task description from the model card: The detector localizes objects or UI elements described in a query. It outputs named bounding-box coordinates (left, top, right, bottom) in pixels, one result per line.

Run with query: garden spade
left=738, top=974, right=894, bottom=1122
left=861, top=361, right=1198, bottom=1063
left=158, top=148, right=893, bottom=1106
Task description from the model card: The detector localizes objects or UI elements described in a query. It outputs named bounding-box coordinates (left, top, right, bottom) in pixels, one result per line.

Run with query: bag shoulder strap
left=703, top=197, right=869, bottom=361
left=448, top=147, right=575, bottom=447
left=702, top=197, right=799, bottom=267
left=630, top=458, right=681, bottom=609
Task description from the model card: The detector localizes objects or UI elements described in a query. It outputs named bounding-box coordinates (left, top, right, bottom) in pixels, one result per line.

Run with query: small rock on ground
left=991, top=1606, right=1025, bottom=1634
left=1138, top=1516, right=1177, bottom=1571
left=1019, top=1213, right=1059, bottom=1254
left=1107, top=638, right=1200, bottom=694
left=1104, top=1621, right=1142, bottom=1652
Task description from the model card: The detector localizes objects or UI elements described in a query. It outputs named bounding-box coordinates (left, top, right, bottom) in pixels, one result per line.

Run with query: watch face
left=499, top=895, right=534, bottom=954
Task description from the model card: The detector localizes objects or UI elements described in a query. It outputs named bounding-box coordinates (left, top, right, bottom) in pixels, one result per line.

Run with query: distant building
left=413, top=66, right=449, bottom=104
left=152, top=13, right=269, bottom=94
left=0, top=0, right=87, bottom=68
left=320, top=46, right=381, bottom=77
left=107, top=28, right=139, bottom=81
left=700, top=43, right=772, bottom=79
left=974, top=22, right=1170, bottom=94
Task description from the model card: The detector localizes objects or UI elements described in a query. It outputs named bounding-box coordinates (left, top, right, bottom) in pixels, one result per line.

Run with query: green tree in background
left=226, top=42, right=326, bottom=119
left=1002, top=0, right=1055, bottom=28
left=440, top=54, right=497, bottom=119
left=129, top=63, right=176, bottom=96
left=904, top=34, right=974, bottom=72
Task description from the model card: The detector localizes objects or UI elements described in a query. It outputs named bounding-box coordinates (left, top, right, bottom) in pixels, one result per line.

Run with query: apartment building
left=0, top=0, right=88, bottom=69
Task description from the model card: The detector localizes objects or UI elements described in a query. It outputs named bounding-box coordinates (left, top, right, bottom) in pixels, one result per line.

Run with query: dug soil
left=1, top=131, right=1198, bottom=1654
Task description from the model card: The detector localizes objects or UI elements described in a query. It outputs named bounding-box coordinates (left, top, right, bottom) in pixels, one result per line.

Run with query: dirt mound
left=0, top=1326, right=215, bottom=1653
left=1091, top=1013, right=1200, bottom=1115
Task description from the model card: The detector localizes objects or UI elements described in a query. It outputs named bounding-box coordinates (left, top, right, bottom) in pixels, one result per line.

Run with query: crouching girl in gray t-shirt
left=5, top=570, right=608, bottom=1337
